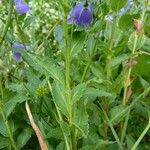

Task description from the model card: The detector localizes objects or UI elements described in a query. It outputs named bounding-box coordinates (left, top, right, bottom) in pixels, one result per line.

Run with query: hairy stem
left=122, top=3, right=146, bottom=105
left=64, top=12, right=76, bottom=149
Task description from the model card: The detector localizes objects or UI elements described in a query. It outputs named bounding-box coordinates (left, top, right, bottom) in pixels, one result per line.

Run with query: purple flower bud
left=67, top=3, right=93, bottom=26
left=12, top=42, right=30, bottom=61
left=14, top=0, right=29, bottom=14
left=105, top=0, right=133, bottom=21
left=118, top=0, right=133, bottom=16
left=13, top=52, right=22, bottom=62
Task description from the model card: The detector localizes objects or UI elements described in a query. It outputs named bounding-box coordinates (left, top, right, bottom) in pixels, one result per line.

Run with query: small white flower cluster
left=29, top=1, right=61, bottom=34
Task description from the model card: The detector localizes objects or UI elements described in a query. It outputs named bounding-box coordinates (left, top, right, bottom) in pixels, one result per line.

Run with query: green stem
left=120, top=6, right=146, bottom=145
left=0, top=0, right=13, bottom=46
left=122, top=4, right=146, bottom=105
left=99, top=102, right=124, bottom=150
left=80, top=32, right=98, bottom=83
left=64, top=13, right=76, bottom=150
left=121, top=109, right=130, bottom=144
left=121, top=7, right=146, bottom=144
left=122, top=36, right=138, bottom=105
left=71, top=126, right=77, bottom=150
left=64, top=16, right=72, bottom=123
left=105, top=18, right=116, bottom=79
left=131, top=120, right=150, bottom=150
left=103, top=18, right=116, bottom=139
left=80, top=58, right=91, bottom=83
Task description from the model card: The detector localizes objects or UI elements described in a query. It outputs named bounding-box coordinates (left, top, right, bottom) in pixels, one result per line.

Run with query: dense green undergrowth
left=0, top=0, right=150, bottom=150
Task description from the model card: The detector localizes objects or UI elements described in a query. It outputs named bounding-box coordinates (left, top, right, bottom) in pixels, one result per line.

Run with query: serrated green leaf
left=90, top=63, right=105, bottom=80
left=52, top=81, right=68, bottom=116
left=17, top=127, right=33, bottom=149
left=111, top=70, right=126, bottom=94
left=0, top=137, right=10, bottom=149
left=8, top=83, right=26, bottom=93
left=132, top=54, right=150, bottom=76
left=29, top=54, right=65, bottom=84
left=0, top=117, right=8, bottom=137
left=46, top=127, right=64, bottom=139
left=84, top=88, right=114, bottom=100
left=71, top=32, right=86, bottom=57
left=111, top=54, right=130, bottom=67
left=86, top=34, right=96, bottom=56
left=13, top=48, right=65, bottom=84
left=0, top=117, right=14, bottom=138
left=73, top=102, right=89, bottom=137
left=97, top=39, right=113, bottom=56
left=23, top=16, right=35, bottom=28
left=109, top=105, right=127, bottom=125
left=53, top=25, right=65, bottom=49
left=72, top=83, right=86, bottom=104
left=4, top=94, right=28, bottom=117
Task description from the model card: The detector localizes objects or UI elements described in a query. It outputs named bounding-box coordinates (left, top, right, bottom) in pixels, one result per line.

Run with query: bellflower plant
left=12, top=42, right=30, bottom=61
left=14, top=0, right=29, bottom=14
left=1, top=1, right=150, bottom=150
left=67, top=2, right=93, bottom=26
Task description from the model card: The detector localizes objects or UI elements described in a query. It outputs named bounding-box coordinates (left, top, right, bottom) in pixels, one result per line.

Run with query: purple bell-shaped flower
left=67, top=2, right=93, bottom=26
left=14, top=0, right=29, bottom=14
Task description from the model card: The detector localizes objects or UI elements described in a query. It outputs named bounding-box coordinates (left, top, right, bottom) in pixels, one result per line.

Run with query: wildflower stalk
left=0, top=83, right=17, bottom=150
left=0, top=0, right=13, bottom=46
left=64, top=12, right=77, bottom=150
left=121, top=2, right=147, bottom=144
left=63, top=15, right=72, bottom=123
left=122, top=5, right=146, bottom=105
left=122, top=36, right=138, bottom=105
